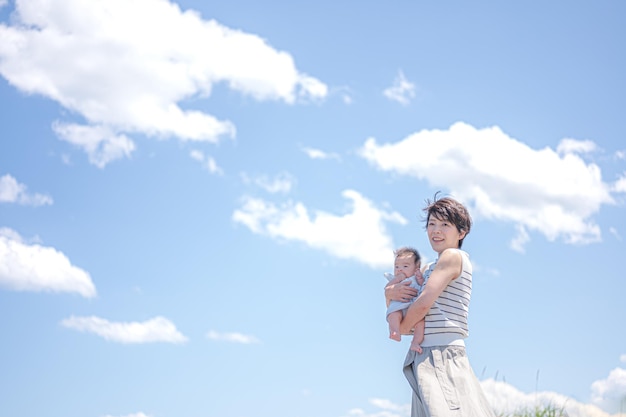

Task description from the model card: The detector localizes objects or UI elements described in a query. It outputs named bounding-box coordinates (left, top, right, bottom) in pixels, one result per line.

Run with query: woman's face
left=427, top=215, right=466, bottom=254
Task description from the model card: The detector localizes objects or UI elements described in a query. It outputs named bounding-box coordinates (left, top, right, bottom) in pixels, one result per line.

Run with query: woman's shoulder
left=439, top=248, right=471, bottom=269
left=437, top=249, right=471, bottom=279
left=440, top=248, right=468, bottom=260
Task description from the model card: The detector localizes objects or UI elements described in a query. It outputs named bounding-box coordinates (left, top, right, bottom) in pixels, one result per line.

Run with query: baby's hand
left=415, top=269, right=424, bottom=285
left=385, top=272, right=405, bottom=285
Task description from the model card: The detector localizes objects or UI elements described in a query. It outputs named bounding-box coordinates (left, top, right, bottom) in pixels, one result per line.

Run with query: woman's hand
left=385, top=279, right=418, bottom=304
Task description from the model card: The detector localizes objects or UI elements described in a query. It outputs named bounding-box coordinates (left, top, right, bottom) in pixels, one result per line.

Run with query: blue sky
left=1, top=1, right=625, bottom=417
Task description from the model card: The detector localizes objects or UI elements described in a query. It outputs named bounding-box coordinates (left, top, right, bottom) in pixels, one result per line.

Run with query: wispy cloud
left=101, top=413, right=153, bottom=417
left=302, top=147, right=341, bottom=161
left=52, top=123, right=136, bottom=169
left=557, top=138, right=598, bottom=155
left=383, top=70, right=416, bottom=105
left=190, top=149, right=224, bottom=175
left=0, top=228, right=96, bottom=297
left=613, top=172, right=626, bottom=193
left=240, top=172, right=296, bottom=193
left=342, top=397, right=410, bottom=417
left=206, top=330, right=260, bottom=344
left=0, top=174, right=53, bottom=206
left=61, top=315, right=188, bottom=344
left=609, top=227, right=622, bottom=241
left=510, top=224, right=531, bottom=253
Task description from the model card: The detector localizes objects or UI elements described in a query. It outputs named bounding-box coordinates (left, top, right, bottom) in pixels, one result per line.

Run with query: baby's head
left=393, top=246, right=421, bottom=279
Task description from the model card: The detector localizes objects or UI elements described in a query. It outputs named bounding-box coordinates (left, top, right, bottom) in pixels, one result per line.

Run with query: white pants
left=403, top=346, right=496, bottom=417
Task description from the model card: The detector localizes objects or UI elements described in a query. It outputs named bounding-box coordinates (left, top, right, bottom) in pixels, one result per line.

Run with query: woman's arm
left=399, top=249, right=463, bottom=334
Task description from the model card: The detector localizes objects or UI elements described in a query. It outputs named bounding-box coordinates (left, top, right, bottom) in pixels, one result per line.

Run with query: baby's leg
left=410, top=319, right=425, bottom=353
left=387, top=311, right=402, bottom=341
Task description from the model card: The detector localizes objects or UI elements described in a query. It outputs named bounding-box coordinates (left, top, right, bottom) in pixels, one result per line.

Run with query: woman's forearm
left=399, top=300, right=429, bottom=334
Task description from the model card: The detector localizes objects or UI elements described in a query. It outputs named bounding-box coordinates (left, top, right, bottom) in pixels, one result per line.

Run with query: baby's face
left=394, top=255, right=419, bottom=279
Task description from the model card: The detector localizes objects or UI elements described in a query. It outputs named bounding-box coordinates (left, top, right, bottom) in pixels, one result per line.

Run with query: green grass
left=500, top=404, right=568, bottom=417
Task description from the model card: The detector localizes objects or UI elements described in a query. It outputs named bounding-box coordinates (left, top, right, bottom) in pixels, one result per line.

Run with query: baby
left=385, top=246, right=426, bottom=353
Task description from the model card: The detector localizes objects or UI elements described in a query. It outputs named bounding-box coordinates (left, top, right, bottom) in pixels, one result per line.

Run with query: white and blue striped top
left=421, top=249, right=472, bottom=347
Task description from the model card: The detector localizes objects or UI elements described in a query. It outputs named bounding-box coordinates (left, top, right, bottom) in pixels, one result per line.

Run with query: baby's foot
left=389, top=330, right=401, bottom=342
left=410, top=340, right=423, bottom=353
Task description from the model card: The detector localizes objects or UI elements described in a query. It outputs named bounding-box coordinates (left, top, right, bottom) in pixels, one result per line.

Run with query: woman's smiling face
left=427, top=215, right=466, bottom=254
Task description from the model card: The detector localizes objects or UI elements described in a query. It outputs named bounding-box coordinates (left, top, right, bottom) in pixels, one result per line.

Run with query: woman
left=385, top=194, right=495, bottom=417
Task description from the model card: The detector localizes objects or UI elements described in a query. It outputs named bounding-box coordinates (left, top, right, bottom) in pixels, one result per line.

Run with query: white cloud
left=232, top=190, right=406, bottom=269
left=0, top=0, right=327, bottom=166
left=383, top=70, right=416, bottom=105
left=206, top=330, right=260, bottom=344
left=347, top=380, right=619, bottom=417
left=482, top=379, right=620, bottom=417
left=510, top=224, right=530, bottom=253
left=327, top=85, right=354, bottom=104
left=189, top=149, right=204, bottom=161
left=302, top=146, right=341, bottom=161
left=609, top=227, right=622, bottom=241
left=0, top=228, right=96, bottom=297
left=240, top=172, right=296, bottom=193
left=613, top=173, right=626, bottom=193
left=61, top=315, right=188, bottom=344
left=190, top=149, right=223, bottom=175
left=472, top=260, right=500, bottom=278
left=342, top=397, right=410, bottom=417
left=358, top=122, right=615, bottom=250
left=53, top=123, right=136, bottom=169
left=557, top=138, right=597, bottom=155
left=0, top=174, right=53, bottom=206
left=101, top=413, right=152, bottom=417
left=591, top=367, right=626, bottom=414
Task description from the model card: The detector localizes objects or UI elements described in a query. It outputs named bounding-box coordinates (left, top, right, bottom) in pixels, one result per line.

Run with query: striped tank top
left=421, top=249, right=472, bottom=347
